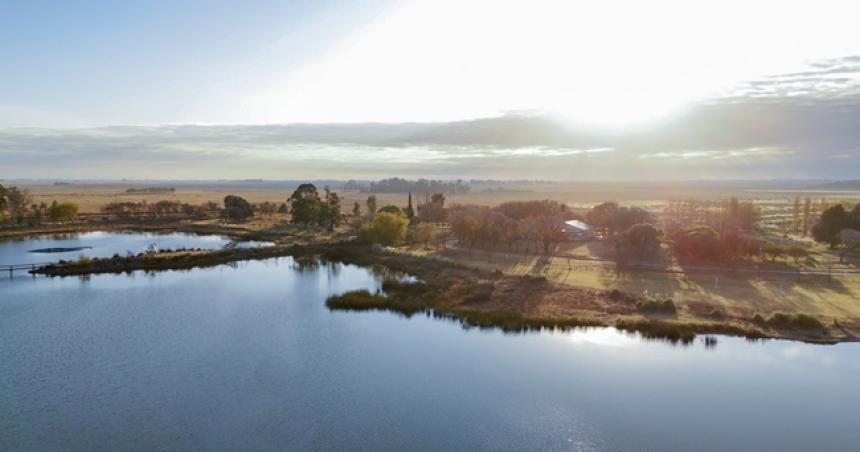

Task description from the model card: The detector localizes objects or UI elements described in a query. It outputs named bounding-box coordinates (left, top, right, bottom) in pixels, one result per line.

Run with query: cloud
left=2, top=89, right=860, bottom=180
left=722, top=55, right=860, bottom=101
left=639, top=147, right=791, bottom=161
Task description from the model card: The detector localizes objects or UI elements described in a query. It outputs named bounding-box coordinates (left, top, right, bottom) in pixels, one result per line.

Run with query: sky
left=1, top=0, right=859, bottom=180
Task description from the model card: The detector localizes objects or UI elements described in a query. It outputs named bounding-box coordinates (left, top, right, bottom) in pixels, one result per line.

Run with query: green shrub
left=765, top=312, right=824, bottom=329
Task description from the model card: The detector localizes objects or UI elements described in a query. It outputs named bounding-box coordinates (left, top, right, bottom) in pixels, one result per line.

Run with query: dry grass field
left=432, top=246, right=860, bottom=322
left=21, top=181, right=860, bottom=218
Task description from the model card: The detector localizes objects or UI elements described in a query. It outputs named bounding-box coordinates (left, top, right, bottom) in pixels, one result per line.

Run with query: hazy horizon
left=3, top=0, right=859, bottom=180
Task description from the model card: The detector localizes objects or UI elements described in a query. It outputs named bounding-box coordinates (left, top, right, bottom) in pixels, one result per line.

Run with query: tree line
left=101, top=200, right=219, bottom=219
left=343, top=178, right=470, bottom=195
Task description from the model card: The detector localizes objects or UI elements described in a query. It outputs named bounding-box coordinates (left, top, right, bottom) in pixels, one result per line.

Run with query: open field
left=418, top=245, right=860, bottom=327
left=18, top=181, right=860, bottom=218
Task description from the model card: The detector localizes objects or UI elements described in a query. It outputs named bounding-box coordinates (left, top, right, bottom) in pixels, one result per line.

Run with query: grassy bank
left=26, top=232, right=852, bottom=343
left=30, top=242, right=352, bottom=276
left=320, top=247, right=846, bottom=343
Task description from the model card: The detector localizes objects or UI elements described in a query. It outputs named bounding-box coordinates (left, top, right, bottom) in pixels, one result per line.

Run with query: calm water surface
left=0, top=231, right=272, bottom=266
left=1, top=235, right=859, bottom=451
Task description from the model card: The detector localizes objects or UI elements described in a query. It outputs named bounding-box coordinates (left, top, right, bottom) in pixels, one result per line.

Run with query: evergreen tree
left=289, top=183, right=323, bottom=225
left=405, top=192, right=415, bottom=219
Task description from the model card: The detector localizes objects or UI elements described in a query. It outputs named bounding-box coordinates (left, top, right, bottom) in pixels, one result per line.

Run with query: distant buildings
left=564, top=219, right=593, bottom=241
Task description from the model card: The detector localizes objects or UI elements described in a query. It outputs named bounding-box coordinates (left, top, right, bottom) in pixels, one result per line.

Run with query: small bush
left=636, top=298, right=676, bottom=314
left=326, top=288, right=428, bottom=317
left=765, top=312, right=824, bottom=330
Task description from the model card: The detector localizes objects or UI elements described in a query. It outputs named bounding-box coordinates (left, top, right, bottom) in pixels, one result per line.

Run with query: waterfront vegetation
left=4, top=180, right=860, bottom=343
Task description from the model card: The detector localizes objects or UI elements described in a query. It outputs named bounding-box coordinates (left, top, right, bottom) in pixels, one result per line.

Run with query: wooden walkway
left=1, top=263, right=52, bottom=277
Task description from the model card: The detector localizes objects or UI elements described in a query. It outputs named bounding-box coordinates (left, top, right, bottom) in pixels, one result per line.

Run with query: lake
left=0, top=231, right=273, bottom=267
left=1, top=234, right=859, bottom=451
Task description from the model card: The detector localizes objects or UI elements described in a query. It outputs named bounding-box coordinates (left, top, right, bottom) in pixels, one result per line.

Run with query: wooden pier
left=2, top=263, right=51, bottom=278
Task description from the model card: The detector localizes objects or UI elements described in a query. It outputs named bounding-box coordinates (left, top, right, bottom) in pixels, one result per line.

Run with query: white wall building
left=564, top=219, right=593, bottom=241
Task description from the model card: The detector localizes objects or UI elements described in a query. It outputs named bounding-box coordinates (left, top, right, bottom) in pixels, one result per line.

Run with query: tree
left=0, top=184, right=7, bottom=215
left=792, top=196, right=801, bottom=233
left=721, top=197, right=761, bottom=231
left=257, top=201, right=277, bottom=216
left=31, top=202, right=47, bottom=224
left=614, top=206, right=651, bottom=233
left=352, top=201, right=361, bottom=217
left=277, top=203, right=288, bottom=214
left=319, top=186, right=342, bottom=231
left=378, top=205, right=403, bottom=216
left=851, top=203, right=860, bottom=227
left=417, top=193, right=447, bottom=222
left=6, top=186, right=32, bottom=223
left=290, top=183, right=323, bottom=225
left=366, top=195, right=378, bottom=220
left=361, top=212, right=408, bottom=246
left=617, top=224, right=662, bottom=258
left=812, top=205, right=849, bottom=248
left=223, top=195, right=254, bottom=222
left=414, top=223, right=438, bottom=249
left=735, top=202, right=762, bottom=230
left=672, top=227, right=721, bottom=261
left=405, top=192, right=415, bottom=219
left=48, top=201, right=79, bottom=222
left=585, top=202, right=618, bottom=235
left=802, top=197, right=812, bottom=236
left=840, top=229, right=860, bottom=250
left=586, top=202, right=651, bottom=237
left=499, top=216, right=521, bottom=252
left=534, top=215, right=567, bottom=254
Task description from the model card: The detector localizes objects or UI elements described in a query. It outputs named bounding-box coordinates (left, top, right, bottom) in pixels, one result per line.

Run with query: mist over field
left=3, top=97, right=860, bottom=181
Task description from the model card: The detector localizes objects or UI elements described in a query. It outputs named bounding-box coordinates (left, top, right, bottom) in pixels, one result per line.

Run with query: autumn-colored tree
left=792, top=196, right=801, bottom=233
left=801, top=197, right=812, bottom=236
left=414, top=223, right=438, bottom=249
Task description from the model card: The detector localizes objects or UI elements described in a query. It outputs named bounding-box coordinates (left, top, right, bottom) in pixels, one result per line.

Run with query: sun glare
left=244, top=0, right=860, bottom=126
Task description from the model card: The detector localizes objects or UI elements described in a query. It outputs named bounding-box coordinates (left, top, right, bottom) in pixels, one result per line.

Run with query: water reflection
left=0, top=231, right=273, bottom=266
left=1, top=257, right=859, bottom=451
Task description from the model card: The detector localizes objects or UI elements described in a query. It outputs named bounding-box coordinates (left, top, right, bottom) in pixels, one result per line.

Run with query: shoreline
left=0, top=219, right=285, bottom=242
left=7, top=224, right=856, bottom=344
